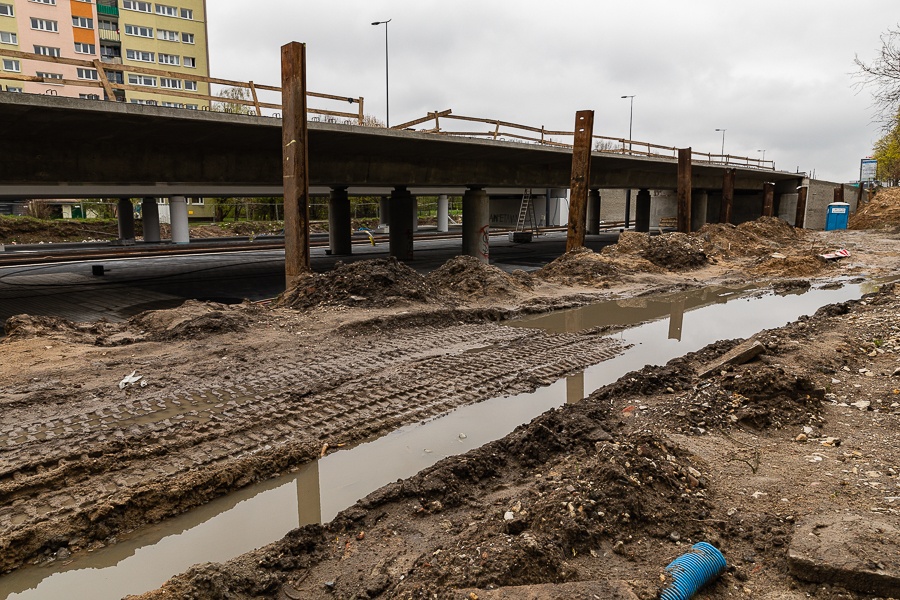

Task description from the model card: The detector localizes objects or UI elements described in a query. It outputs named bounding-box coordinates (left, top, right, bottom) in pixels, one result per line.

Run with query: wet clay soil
left=2, top=212, right=900, bottom=599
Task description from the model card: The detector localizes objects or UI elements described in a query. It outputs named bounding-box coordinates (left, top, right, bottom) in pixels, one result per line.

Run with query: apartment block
left=0, top=0, right=210, bottom=109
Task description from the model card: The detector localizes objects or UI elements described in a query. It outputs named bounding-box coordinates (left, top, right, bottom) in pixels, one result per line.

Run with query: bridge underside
left=0, top=94, right=800, bottom=199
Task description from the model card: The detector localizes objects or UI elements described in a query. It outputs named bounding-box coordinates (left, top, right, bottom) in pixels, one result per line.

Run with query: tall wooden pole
left=566, top=110, right=594, bottom=252
left=795, top=184, right=808, bottom=229
left=282, top=41, right=310, bottom=287
left=719, top=168, right=735, bottom=224
left=762, top=183, right=775, bottom=217
left=677, top=147, right=692, bottom=233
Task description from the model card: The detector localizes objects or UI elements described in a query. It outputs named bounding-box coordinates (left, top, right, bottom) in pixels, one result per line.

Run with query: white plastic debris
left=118, top=370, right=143, bottom=389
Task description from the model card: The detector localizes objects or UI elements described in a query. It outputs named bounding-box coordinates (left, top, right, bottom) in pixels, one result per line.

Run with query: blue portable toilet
left=824, top=202, right=850, bottom=231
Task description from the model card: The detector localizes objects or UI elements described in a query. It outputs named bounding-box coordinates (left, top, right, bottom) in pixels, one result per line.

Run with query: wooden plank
left=677, top=147, right=692, bottom=233
left=762, top=182, right=775, bottom=217
left=720, top=168, right=735, bottom=224
left=281, top=41, right=311, bottom=285
left=93, top=59, right=116, bottom=101
left=391, top=109, right=452, bottom=130
left=248, top=80, right=261, bottom=115
left=795, top=184, right=808, bottom=228
left=566, top=110, right=594, bottom=252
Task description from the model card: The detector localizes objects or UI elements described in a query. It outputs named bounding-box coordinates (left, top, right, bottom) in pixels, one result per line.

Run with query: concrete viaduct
left=0, top=92, right=840, bottom=266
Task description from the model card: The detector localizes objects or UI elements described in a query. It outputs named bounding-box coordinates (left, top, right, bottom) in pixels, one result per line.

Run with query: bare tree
left=854, top=25, right=900, bottom=128
left=360, top=114, right=386, bottom=128
left=212, top=87, right=254, bottom=115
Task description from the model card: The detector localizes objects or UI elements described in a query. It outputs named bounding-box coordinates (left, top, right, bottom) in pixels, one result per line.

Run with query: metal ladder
left=514, top=188, right=537, bottom=234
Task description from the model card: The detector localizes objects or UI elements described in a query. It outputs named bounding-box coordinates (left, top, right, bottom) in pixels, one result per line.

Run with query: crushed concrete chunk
left=699, top=340, right=765, bottom=377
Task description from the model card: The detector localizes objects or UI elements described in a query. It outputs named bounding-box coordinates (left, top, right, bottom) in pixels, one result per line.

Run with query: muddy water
left=0, top=280, right=879, bottom=600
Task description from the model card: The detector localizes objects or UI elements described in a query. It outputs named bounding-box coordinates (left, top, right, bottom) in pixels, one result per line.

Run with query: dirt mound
left=644, top=232, right=708, bottom=270
left=125, top=300, right=251, bottom=341
left=274, top=258, right=445, bottom=309
left=749, top=254, right=832, bottom=278
left=737, top=216, right=801, bottom=244
left=3, top=314, right=115, bottom=341
left=0, top=216, right=118, bottom=244
left=536, top=247, right=621, bottom=286
left=425, top=256, right=531, bottom=299
left=849, top=187, right=900, bottom=230
left=696, top=222, right=766, bottom=258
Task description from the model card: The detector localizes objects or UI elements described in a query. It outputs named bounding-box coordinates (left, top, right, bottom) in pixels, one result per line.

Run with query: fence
left=0, top=49, right=364, bottom=123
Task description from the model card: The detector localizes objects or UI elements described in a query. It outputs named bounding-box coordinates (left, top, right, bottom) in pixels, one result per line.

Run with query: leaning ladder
left=515, top=188, right=537, bottom=234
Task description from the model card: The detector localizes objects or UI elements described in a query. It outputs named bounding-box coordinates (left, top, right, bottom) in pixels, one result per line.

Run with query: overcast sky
left=206, top=1, right=895, bottom=183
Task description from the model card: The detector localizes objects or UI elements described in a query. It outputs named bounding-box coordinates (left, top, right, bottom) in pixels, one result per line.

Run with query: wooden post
left=281, top=41, right=310, bottom=287
left=677, top=147, right=692, bottom=233
left=795, top=184, right=808, bottom=229
left=248, top=81, right=261, bottom=115
left=719, top=168, right=735, bottom=224
left=93, top=59, right=115, bottom=101
left=566, top=110, right=594, bottom=251
left=833, top=186, right=844, bottom=204
left=762, top=183, right=775, bottom=217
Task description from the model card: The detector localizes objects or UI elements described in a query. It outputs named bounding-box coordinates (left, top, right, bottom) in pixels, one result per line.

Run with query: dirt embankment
left=850, top=186, right=900, bottom=231
left=2, top=209, right=900, bottom=598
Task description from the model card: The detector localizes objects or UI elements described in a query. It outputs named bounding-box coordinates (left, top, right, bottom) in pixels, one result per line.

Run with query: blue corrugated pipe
left=659, top=542, right=727, bottom=600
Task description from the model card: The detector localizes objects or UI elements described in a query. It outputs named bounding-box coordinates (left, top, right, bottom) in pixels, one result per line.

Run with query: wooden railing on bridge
left=391, top=109, right=776, bottom=170
left=0, top=49, right=364, bottom=123
left=1, top=50, right=775, bottom=169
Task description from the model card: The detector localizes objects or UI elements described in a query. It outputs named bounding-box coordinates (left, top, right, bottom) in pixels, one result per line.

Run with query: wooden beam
left=762, top=183, right=775, bottom=217
left=93, top=59, right=115, bottom=101
left=391, top=109, right=452, bottom=130
left=795, top=184, right=808, bottom=229
left=281, top=41, right=310, bottom=286
left=720, top=168, right=735, bottom=224
left=677, top=147, right=692, bottom=233
left=566, top=110, right=594, bottom=251
left=248, top=80, right=261, bottom=115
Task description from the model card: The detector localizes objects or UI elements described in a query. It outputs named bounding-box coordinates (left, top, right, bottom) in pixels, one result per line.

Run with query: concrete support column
left=586, top=189, right=601, bottom=235
left=691, top=190, right=708, bottom=232
left=117, top=197, right=135, bottom=241
left=169, top=195, right=190, bottom=244
left=635, top=188, right=652, bottom=232
left=141, top=197, right=160, bottom=242
left=388, top=186, right=415, bottom=260
left=762, top=183, right=775, bottom=217
left=328, top=186, right=352, bottom=256
left=462, top=186, right=490, bottom=262
left=378, top=196, right=389, bottom=229
left=437, top=194, right=449, bottom=232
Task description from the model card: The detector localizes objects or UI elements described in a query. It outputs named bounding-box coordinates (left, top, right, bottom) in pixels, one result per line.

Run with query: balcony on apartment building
left=99, top=29, right=121, bottom=43
left=97, top=1, right=119, bottom=18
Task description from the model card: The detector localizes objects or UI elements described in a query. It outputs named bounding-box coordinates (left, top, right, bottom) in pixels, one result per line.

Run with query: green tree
left=872, top=121, right=900, bottom=185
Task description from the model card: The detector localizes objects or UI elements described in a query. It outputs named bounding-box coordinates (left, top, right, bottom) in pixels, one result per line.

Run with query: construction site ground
left=2, top=190, right=900, bottom=599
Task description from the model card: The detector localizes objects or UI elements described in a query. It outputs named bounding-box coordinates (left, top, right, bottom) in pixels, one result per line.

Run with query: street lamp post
left=757, top=149, right=766, bottom=163
left=371, top=19, right=391, bottom=127
left=621, top=95, right=634, bottom=152
left=715, top=128, right=726, bottom=159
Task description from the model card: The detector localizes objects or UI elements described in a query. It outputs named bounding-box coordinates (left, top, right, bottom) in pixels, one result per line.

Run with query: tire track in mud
left=0, top=323, right=625, bottom=573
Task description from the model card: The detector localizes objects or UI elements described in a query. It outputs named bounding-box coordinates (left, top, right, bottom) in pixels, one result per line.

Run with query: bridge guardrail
left=0, top=49, right=364, bottom=123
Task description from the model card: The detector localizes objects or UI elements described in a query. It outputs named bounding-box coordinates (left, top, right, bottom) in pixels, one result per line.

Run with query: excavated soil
left=849, top=187, right=900, bottom=231
left=2, top=212, right=900, bottom=599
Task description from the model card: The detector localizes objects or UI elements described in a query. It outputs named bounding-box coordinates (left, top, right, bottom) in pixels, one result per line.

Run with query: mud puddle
left=0, top=279, right=882, bottom=600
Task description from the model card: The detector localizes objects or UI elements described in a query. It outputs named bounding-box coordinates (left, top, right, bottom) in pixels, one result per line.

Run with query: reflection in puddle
left=0, top=279, right=885, bottom=600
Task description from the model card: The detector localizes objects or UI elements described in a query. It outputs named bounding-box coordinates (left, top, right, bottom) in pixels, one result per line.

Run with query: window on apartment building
left=98, top=19, right=116, bottom=31
left=158, top=53, right=179, bottom=66
left=128, top=73, right=156, bottom=86
left=77, top=67, right=98, bottom=80
left=180, top=8, right=193, bottom=19
left=190, top=198, right=204, bottom=204
left=30, top=17, right=59, bottom=32
left=29, top=0, right=56, bottom=5
left=79, top=93, right=101, bottom=100
left=36, top=71, right=63, bottom=79
left=161, top=101, right=184, bottom=108
left=183, top=79, right=197, bottom=91
left=183, top=56, right=196, bottom=68
left=34, top=45, right=61, bottom=57
left=122, top=1, right=151, bottom=12
left=0, top=31, right=16, bottom=45
left=130, top=98, right=158, bottom=105
left=72, top=16, right=94, bottom=29
left=185, top=104, right=198, bottom=110
left=0, top=4, right=13, bottom=17
left=2, top=58, right=20, bottom=72
left=74, top=42, right=96, bottom=54
left=6, top=86, right=23, bottom=92
left=181, top=32, right=194, bottom=44
left=157, top=29, right=178, bottom=41
left=124, top=24, right=153, bottom=37
left=125, top=49, right=154, bottom=62
left=160, top=77, right=180, bottom=89
left=106, top=70, right=123, bottom=83
left=155, top=4, right=176, bottom=17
